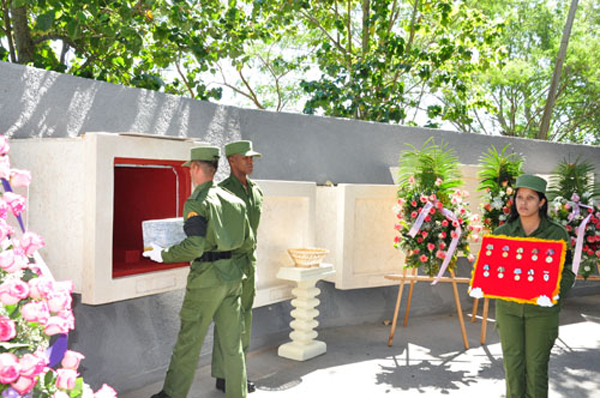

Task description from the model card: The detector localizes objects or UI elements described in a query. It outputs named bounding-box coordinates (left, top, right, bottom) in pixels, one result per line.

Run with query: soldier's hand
left=143, top=243, right=164, bottom=263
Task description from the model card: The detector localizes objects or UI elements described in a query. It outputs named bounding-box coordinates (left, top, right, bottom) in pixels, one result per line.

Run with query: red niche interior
left=112, top=157, right=191, bottom=278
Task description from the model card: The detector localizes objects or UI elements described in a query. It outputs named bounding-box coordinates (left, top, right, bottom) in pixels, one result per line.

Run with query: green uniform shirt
left=219, top=174, right=263, bottom=237
left=161, top=181, right=254, bottom=286
left=219, top=174, right=263, bottom=273
left=493, top=216, right=575, bottom=314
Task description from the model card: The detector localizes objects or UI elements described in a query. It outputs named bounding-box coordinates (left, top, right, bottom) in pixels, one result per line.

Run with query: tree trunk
left=537, top=0, right=579, bottom=140
left=10, top=2, right=35, bottom=64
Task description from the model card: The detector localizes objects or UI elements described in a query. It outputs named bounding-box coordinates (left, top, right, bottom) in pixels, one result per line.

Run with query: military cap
left=515, top=174, right=547, bottom=194
left=225, top=140, right=261, bottom=158
left=182, top=146, right=220, bottom=167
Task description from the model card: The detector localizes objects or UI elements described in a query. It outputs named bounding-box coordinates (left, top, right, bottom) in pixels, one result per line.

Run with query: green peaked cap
left=225, top=140, right=261, bottom=157
left=182, top=146, right=220, bottom=167
left=515, top=174, right=547, bottom=194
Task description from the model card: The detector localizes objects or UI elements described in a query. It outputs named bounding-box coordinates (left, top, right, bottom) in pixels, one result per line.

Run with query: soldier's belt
left=195, top=251, right=233, bottom=262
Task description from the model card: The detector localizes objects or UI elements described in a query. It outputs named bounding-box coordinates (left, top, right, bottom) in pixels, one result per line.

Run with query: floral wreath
left=0, top=136, right=116, bottom=398
left=393, top=139, right=480, bottom=279
left=546, top=157, right=600, bottom=279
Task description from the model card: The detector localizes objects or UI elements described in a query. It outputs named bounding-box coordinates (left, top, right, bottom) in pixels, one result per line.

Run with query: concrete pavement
left=122, top=294, right=600, bottom=398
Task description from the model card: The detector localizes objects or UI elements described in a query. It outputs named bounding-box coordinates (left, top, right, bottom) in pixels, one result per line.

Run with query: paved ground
left=123, top=294, right=600, bottom=398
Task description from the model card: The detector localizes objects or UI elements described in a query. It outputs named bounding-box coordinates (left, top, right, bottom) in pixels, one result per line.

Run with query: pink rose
left=438, top=232, right=447, bottom=239
left=0, top=156, right=10, bottom=179
left=21, top=300, right=51, bottom=324
left=0, top=248, right=28, bottom=273
left=0, top=280, right=30, bottom=305
left=429, top=194, right=437, bottom=201
left=439, top=242, right=447, bottom=250
left=411, top=211, right=418, bottom=218
left=427, top=243, right=435, bottom=251
left=94, top=384, right=118, bottom=398
left=393, top=236, right=400, bottom=244
left=0, top=200, right=8, bottom=220
left=419, top=254, right=428, bottom=262
left=435, top=250, right=446, bottom=259
left=0, top=352, right=20, bottom=384
left=57, top=310, right=75, bottom=331
left=0, top=136, right=10, bottom=156
left=29, top=277, right=55, bottom=300
left=2, top=192, right=26, bottom=216
left=19, top=353, right=48, bottom=378
left=442, top=220, right=449, bottom=227
left=0, top=219, right=12, bottom=241
left=61, top=351, right=85, bottom=370
left=397, top=198, right=405, bottom=206
left=44, top=316, right=71, bottom=336
left=55, top=368, right=78, bottom=390
left=411, top=200, right=417, bottom=207
left=0, top=316, right=16, bottom=341
left=12, top=376, right=38, bottom=395
left=10, top=169, right=32, bottom=188
left=47, top=283, right=73, bottom=313
left=19, top=231, right=45, bottom=256
left=421, top=231, right=428, bottom=238
left=408, top=176, right=415, bottom=184
left=435, top=178, right=443, bottom=186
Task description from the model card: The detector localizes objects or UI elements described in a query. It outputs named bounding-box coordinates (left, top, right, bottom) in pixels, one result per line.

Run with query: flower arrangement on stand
left=547, top=158, right=600, bottom=279
left=0, top=136, right=116, bottom=398
left=477, top=145, right=523, bottom=232
left=393, top=139, right=480, bottom=277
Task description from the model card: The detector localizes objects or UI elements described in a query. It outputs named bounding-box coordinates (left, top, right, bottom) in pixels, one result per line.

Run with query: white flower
left=536, top=296, right=554, bottom=307
left=492, top=197, right=504, bottom=210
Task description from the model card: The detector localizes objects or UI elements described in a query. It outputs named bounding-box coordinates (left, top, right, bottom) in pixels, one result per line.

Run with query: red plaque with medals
left=469, top=235, right=567, bottom=306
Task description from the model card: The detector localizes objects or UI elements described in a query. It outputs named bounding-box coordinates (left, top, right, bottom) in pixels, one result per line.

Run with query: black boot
left=215, top=378, right=256, bottom=393
left=150, top=391, right=172, bottom=398
left=215, top=378, right=226, bottom=393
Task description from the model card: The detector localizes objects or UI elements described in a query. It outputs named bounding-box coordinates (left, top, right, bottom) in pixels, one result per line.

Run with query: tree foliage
left=468, top=0, right=600, bottom=144
left=1, top=1, right=599, bottom=144
left=284, top=0, right=504, bottom=126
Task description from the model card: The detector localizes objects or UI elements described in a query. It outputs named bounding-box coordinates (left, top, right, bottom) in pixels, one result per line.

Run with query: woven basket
left=287, top=247, right=329, bottom=268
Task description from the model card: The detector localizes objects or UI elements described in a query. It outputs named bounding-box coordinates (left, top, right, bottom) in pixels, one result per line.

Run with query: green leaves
left=547, top=157, right=600, bottom=201
left=477, top=145, right=524, bottom=192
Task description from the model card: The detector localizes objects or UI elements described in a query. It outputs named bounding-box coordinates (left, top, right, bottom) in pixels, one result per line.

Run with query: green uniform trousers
left=211, top=268, right=255, bottom=378
left=496, top=302, right=559, bottom=398
left=163, top=279, right=247, bottom=398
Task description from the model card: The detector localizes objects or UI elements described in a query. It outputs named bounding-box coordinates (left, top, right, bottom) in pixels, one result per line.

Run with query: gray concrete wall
left=2, top=61, right=600, bottom=394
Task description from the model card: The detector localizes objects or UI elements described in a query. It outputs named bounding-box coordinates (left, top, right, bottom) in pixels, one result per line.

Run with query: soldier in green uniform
left=144, top=146, right=253, bottom=398
left=492, top=174, right=575, bottom=398
left=212, top=140, right=263, bottom=394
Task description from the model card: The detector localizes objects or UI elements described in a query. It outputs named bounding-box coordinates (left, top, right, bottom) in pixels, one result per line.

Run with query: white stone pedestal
left=276, top=264, right=335, bottom=361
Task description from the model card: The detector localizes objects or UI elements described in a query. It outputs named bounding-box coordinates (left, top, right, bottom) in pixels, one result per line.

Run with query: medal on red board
left=469, top=235, right=566, bottom=307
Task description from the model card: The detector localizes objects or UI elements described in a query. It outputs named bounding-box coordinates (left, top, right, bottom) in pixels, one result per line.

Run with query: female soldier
left=493, top=174, right=575, bottom=398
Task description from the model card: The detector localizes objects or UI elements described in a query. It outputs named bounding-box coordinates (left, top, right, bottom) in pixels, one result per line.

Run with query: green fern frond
left=396, top=138, right=461, bottom=197
left=547, top=157, right=600, bottom=201
left=477, top=145, right=524, bottom=192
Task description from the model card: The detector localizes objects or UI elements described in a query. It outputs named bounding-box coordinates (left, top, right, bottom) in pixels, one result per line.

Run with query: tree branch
left=175, top=60, right=195, bottom=98
left=1, top=0, right=16, bottom=62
